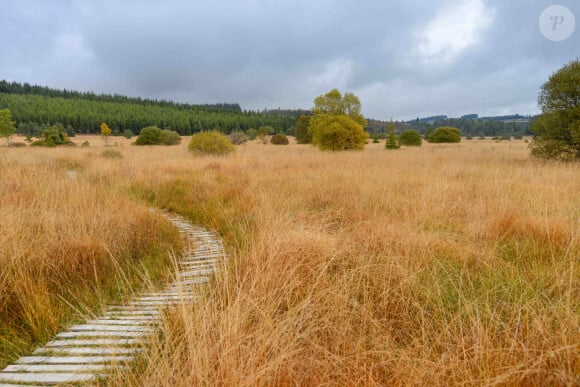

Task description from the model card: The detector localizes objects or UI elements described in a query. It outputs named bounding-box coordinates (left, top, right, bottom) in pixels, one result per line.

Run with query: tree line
left=0, top=81, right=298, bottom=136
left=366, top=117, right=532, bottom=138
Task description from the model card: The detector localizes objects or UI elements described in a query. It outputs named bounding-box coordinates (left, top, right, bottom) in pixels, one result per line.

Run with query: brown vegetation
left=1, top=137, right=578, bottom=384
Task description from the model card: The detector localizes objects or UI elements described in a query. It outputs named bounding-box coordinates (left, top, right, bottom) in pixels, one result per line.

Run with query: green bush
left=427, top=126, right=461, bottom=143
left=135, top=126, right=162, bottom=145
left=229, top=131, right=249, bottom=145
left=82, top=141, right=90, bottom=147
left=399, top=129, right=422, bottom=146
left=188, top=131, right=235, bottom=156
left=246, top=128, right=257, bottom=140
left=159, top=130, right=182, bottom=145
left=310, top=115, right=368, bottom=151
left=122, top=129, right=133, bottom=139
left=270, top=133, right=289, bottom=145
left=295, top=115, right=313, bottom=144
left=30, top=125, right=74, bottom=147
left=101, top=149, right=123, bottom=159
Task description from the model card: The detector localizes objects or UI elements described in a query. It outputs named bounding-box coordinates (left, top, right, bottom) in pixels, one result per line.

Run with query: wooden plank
left=0, top=372, right=96, bottom=384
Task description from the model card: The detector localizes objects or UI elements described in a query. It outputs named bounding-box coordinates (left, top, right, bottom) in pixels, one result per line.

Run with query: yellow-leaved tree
left=100, top=122, right=112, bottom=146
left=309, top=89, right=368, bottom=150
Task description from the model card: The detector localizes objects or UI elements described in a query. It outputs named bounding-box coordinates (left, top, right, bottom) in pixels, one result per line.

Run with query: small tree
left=385, top=122, right=400, bottom=149
left=309, top=89, right=368, bottom=151
left=427, top=127, right=461, bottom=143
left=188, top=131, right=235, bottom=155
left=100, top=122, right=112, bottom=146
left=399, top=129, right=422, bottom=146
left=530, top=58, right=580, bottom=161
left=270, top=133, right=289, bottom=145
left=0, top=109, right=16, bottom=145
left=295, top=115, right=313, bottom=144
left=257, top=126, right=274, bottom=144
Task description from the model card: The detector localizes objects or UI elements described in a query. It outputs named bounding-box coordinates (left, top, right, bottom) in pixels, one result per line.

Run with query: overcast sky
left=1, top=0, right=578, bottom=120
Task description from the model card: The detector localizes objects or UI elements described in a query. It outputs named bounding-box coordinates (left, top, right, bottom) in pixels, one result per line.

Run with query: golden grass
left=2, top=136, right=579, bottom=384
left=0, top=142, right=180, bottom=367
left=109, top=138, right=577, bottom=385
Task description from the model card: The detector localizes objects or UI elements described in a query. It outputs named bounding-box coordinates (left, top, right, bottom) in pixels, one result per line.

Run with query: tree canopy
left=309, top=89, right=368, bottom=151
left=530, top=58, right=580, bottom=160
left=0, top=81, right=299, bottom=135
left=0, top=109, right=16, bottom=144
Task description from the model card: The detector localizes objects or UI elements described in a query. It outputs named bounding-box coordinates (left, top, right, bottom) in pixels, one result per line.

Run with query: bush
left=372, top=134, right=380, bottom=143
left=270, top=134, right=289, bottom=145
left=399, top=129, right=422, bottom=146
left=427, top=127, right=461, bottom=143
left=246, top=128, right=257, bottom=140
left=159, top=130, right=182, bottom=145
left=310, top=115, right=368, bottom=151
left=229, top=131, right=249, bottom=145
left=82, top=141, right=90, bottom=147
left=295, top=115, right=313, bottom=144
left=30, top=125, right=74, bottom=147
left=101, top=149, right=123, bottom=159
left=188, top=131, right=235, bottom=156
left=122, top=129, right=133, bottom=139
left=135, top=126, right=162, bottom=145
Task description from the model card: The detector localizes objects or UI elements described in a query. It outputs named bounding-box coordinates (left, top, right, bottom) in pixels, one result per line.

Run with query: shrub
left=270, top=134, right=289, bottom=145
left=246, top=128, right=258, bottom=140
left=122, top=129, right=133, bottom=139
left=427, top=126, right=461, bottom=143
left=229, top=131, right=249, bottom=145
left=82, top=141, right=90, bottom=147
left=135, top=126, right=162, bottom=145
left=30, top=125, right=74, bottom=147
left=310, top=115, right=368, bottom=151
left=101, top=149, right=123, bottom=159
left=372, top=134, right=380, bottom=143
left=399, top=129, right=422, bottom=146
left=188, top=131, right=235, bottom=156
left=159, top=130, right=182, bottom=145
left=295, top=115, right=313, bottom=144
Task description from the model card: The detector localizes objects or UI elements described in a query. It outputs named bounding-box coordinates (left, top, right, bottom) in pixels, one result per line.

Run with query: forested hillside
left=0, top=81, right=297, bottom=135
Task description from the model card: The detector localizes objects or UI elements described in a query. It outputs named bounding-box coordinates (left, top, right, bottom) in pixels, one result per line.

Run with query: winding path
left=0, top=212, right=226, bottom=386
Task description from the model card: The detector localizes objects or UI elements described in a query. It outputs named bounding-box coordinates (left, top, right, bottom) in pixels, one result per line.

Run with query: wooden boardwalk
left=0, top=213, right=226, bottom=386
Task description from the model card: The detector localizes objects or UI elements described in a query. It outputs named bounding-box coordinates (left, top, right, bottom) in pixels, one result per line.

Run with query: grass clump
left=188, top=131, right=235, bottom=155
left=101, top=149, right=123, bottom=159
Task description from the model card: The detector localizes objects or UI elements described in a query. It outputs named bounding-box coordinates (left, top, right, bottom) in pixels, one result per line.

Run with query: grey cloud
left=1, top=0, right=578, bottom=120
